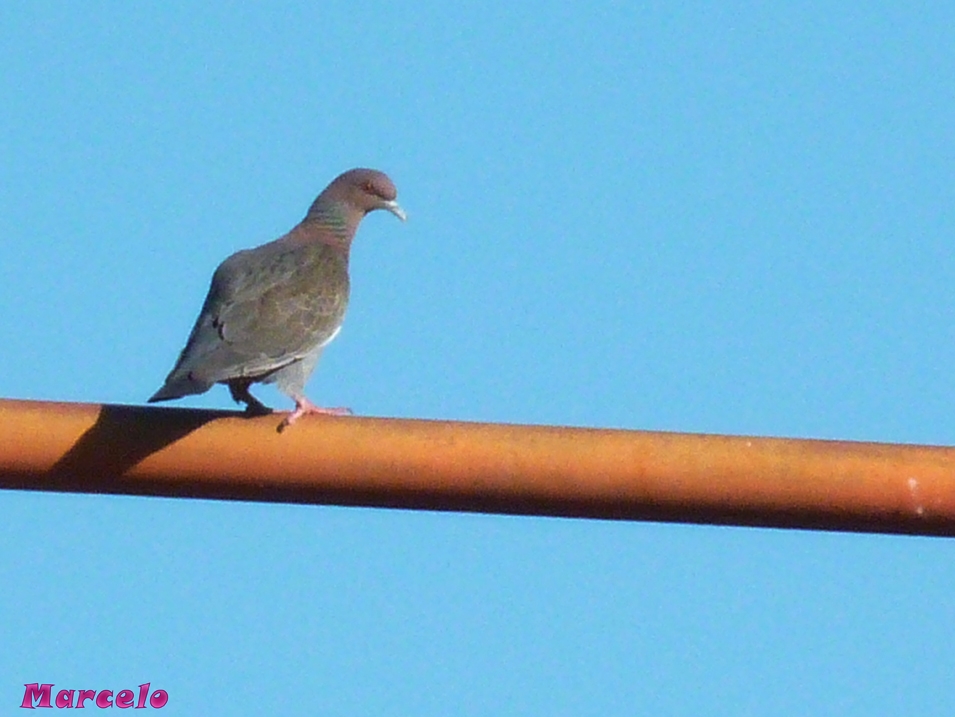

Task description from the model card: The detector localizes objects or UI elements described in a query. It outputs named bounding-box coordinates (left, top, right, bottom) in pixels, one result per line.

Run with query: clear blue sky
left=2, top=2, right=954, bottom=714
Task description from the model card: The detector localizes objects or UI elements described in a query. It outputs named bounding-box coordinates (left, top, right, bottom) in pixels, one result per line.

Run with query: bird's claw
left=276, top=399, right=353, bottom=433
left=243, top=402, right=273, bottom=417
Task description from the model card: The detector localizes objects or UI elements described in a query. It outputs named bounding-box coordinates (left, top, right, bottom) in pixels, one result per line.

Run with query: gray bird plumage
left=149, top=168, right=405, bottom=424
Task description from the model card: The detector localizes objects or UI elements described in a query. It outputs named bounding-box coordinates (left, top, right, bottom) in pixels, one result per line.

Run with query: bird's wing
left=162, top=240, right=349, bottom=388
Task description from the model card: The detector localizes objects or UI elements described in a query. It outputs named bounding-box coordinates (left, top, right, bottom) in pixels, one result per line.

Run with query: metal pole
left=1, top=398, right=953, bottom=535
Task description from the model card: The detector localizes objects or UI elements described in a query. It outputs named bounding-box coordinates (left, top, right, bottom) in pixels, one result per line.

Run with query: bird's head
left=328, top=168, right=407, bottom=222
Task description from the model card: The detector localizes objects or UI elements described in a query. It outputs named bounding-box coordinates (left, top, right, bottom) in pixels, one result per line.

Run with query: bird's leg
left=228, top=380, right=272, bottom=416
left=277, top=395, right=352, bottom=432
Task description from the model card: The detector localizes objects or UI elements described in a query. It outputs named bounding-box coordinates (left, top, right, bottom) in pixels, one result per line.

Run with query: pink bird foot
left=277, top=397, right=353, bottom=432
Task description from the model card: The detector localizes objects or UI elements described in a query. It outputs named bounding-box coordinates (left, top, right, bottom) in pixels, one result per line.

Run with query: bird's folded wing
left=162, top=241, right=349, bottom=386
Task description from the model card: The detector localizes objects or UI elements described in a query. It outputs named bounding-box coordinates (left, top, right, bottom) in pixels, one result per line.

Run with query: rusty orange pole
left=1, top=397, right=954, bottom=536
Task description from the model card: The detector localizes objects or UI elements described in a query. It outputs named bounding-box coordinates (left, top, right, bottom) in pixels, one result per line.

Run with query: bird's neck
left=303, top=201, right=360, bottom=250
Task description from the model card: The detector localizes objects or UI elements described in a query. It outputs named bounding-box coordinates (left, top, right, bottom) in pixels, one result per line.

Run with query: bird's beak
left=382, top=199, right=407, bottom=222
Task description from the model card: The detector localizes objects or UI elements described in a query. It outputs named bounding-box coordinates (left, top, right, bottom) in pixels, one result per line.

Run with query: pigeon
left=149, top=168, right=405, bottom=430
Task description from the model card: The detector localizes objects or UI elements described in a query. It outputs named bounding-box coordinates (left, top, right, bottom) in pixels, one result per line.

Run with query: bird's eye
left=362, top=181, right=375, bottom=194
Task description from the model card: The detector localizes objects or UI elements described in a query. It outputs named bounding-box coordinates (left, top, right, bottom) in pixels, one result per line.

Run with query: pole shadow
left=44, top=404, right=238, bottom=493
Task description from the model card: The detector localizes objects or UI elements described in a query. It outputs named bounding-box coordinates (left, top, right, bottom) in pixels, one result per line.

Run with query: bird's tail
left=147, top=385, right=179, bottom=403
left=148, top=373, right=212, bottom=403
